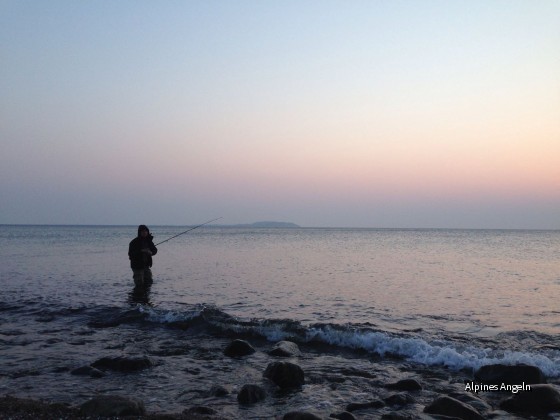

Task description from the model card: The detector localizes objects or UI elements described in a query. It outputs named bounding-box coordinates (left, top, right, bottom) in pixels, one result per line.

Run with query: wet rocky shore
left=2, top=335, right=560, bottom=419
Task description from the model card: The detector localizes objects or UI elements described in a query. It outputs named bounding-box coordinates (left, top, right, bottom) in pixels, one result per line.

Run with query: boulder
left=91, top=356, right=152, bottom=372
left=474, top=363, right=546, bottom=385
left=346, top=400, right=384, bottom=412
left=237, top=384, right=267, bottom=404
left=269, top=341, right=302, bottom=357
left=385, top=378, right=422, bottom=391
left=447, top=392, right=492, bottom=413
left=223, top=339, right=256, bottom=357
left=424, top=395, right=484, bottom=420
left=383, top=392, right=415, bottom=406
left=79, top=395, right=145, bottom=417
left=500, top=384, right=560, bottom=414
left=264, top=361, right=305, bottom=388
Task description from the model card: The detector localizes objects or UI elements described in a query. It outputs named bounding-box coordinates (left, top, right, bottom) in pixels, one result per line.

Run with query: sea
left=1, top=225, right=559, bottom=417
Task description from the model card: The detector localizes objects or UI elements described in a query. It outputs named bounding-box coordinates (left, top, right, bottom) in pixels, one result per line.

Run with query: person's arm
left=149, top=236, right=158, bottom=256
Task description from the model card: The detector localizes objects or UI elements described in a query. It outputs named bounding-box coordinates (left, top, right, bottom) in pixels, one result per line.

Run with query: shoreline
left=0, top=395, right=223, bottom=419
left=2, top=335, right=559, bottom=420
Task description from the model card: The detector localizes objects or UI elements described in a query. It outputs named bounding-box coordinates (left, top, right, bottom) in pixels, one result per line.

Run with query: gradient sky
left=1, top=1, right=559, bottom=228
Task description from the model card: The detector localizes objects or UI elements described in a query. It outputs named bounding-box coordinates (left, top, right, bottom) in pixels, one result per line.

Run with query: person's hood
left=138, top=225, right=150, bottom=236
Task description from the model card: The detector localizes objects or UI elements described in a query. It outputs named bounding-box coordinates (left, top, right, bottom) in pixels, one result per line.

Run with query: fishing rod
left=155, top=217, right=222, bottom=246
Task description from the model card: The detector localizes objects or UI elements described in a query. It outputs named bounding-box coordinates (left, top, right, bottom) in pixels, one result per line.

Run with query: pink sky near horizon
left=1, top=1, right=559, bottom=228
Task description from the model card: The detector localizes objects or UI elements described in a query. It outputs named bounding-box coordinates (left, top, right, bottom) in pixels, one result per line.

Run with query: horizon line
left=1, top=223, right=558, bottom=232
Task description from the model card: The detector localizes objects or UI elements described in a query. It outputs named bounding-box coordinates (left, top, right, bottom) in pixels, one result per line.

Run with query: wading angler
left=128, top=225, right=158, bottom=287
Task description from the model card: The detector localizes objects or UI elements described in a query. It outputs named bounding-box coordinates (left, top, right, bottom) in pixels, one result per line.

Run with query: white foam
left=305, top=325, right=560, bottom=377
left=138, top=306, right=202, bottom=324
left=254, top=324, right=294, bottom=342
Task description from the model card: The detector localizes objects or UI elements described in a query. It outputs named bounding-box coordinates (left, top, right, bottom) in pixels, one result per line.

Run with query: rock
left=383, top=392, right=415, bottom=406
left=500, top=384, right=560, bottom=414
left=447, top=392, right=492, bottom=413
left=0, top=395, right=80, bottom=418
left=183, top=405, right=218, bottom=415
left=381, top=414, right=422, bottom=420
left=487, top=409, right=514, bottom=417
left=91, top=356, right=153, bottom=372
left=79, top=395, right=146, bottom=417
left=223, top=339, right=256, bottom=357
left=330, top=412, right=357, bottom=420
left=474, top=363, right=546, bottom=385
left=269, top=340, right=302, bottom=357
left=385, top=378, right=422, bottom=391
left=237, top=384, right=267, bottom=404
left=283, top=411, right=323, bottom=420
left=70, top=365, right=105, bottom=378
left=210, top=384, right=230, bottom=397
left=345, top=399, right=385, bottom=412
left=424, top=395, right=484, bottom=420
left=264, top=361, right=305, bottom=388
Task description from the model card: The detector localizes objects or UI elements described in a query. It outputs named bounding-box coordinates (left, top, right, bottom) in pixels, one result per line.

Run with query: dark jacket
left=128, top=225, right=158, bottom=270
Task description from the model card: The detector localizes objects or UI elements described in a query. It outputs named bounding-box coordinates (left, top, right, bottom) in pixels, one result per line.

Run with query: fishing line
left=154, top=217, right=222, bottom=246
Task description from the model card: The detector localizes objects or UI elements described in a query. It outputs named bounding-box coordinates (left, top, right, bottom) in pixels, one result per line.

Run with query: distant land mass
left=233, top=221, right=300, bottom=228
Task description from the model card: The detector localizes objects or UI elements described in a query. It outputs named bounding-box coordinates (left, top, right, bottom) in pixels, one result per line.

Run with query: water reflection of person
left=128, top=225, right=158, bottom=287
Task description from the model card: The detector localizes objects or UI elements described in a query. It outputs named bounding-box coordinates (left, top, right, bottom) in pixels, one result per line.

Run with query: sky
left=1, top=1, right=559, bottom=228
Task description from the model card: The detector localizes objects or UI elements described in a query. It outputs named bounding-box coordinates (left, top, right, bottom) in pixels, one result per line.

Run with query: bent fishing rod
left=155, top=217, right=222, bottom=246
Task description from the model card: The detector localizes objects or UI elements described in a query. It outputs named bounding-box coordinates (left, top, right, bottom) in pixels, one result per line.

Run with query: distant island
left=233, top=221, right=300, bottom=228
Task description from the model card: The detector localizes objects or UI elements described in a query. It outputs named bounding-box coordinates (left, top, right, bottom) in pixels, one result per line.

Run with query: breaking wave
left=133, top=304, right=560, bottom=378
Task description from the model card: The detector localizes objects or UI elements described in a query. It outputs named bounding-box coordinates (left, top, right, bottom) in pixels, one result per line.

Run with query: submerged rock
left=88, top=310, right=146, bottom=328
left=91, top=356, right=153, bottom=372
left=474, top=363, right=546, bottom=385
left=70, top=365, right=105, bottom=378
left=79, top=395, right=145, bottom=417
left=500, top=384, right=560, bottom=414
left=269, top=340, right=302, bottom=357
left=223, top=339, right=256, bottom=357
left=237, top=384, right=267, bottom=404
left=264, top=361, right=305, bottom=388
left=424, top=395, right=484, bottom=420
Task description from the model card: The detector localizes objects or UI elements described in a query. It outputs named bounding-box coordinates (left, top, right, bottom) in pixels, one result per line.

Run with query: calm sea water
left=1, top=225, right=559, bottom=414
